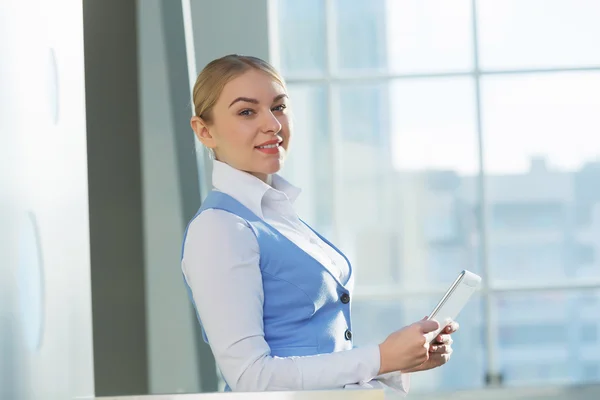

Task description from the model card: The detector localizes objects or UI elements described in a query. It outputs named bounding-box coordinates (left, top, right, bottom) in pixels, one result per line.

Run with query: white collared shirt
left=182, top=160, right=408, bottom=394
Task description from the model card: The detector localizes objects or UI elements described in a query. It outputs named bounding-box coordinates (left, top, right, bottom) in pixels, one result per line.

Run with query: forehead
left=219, top=69, right=286, bottom=103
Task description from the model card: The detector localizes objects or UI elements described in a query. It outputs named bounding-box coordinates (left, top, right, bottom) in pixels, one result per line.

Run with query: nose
left=262, top=110, right=282, bottom=135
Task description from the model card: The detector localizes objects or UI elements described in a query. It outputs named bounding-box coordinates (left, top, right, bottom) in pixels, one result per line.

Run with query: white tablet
left=425, top=270, right=482, bottom=343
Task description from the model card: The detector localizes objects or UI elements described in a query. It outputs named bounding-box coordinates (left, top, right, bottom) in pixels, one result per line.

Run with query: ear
left=190, top=116, right=216, bottom=149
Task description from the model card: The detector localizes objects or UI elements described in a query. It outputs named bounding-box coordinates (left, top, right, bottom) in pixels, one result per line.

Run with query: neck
left=249, top=171, right=271, bottom=185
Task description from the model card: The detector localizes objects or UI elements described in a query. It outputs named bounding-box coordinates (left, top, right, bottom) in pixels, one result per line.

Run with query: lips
left=255, top=137, right=283, bottom=155
left=255, top=138, right=282, bottom=148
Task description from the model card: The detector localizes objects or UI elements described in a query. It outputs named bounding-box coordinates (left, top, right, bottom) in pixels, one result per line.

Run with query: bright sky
left=389, top=72, right=600, bottom=175
left=384, top=0, right=600, bottom=175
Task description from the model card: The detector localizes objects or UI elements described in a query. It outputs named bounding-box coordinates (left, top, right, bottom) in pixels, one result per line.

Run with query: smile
left=255, top=136, right=283, bottom=154
left=256, top=143, right=279, bottom=149
left=255, top=139, right=282, bottom=154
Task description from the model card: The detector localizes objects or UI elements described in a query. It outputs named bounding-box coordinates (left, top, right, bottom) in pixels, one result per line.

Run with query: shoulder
left=182, top=208, right=259, bottom=261
left=181, top=209, right=263, bottom=301
left=189, top=207, right=251, bottom=232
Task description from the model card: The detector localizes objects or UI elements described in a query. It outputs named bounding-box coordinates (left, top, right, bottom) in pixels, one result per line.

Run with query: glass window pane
left=477, top=0, right=600, bottom=70
left=276, top=0, right=327, bottom=77
left=333, top=0, right=473, bottom=74
left=334, top=79, right=481, bottom=289
left=280, top=84, right=333, bottom=236
left=385, top=0, right=474, bottom=74
left=337, top=83, right=389, bottom=146
left=481, top=72, right=600, bottom=282
left=332, top=0, right=387, bottom=74
left=352, top=295, right=485, bottom=391
left=494, top=291, right=600, bottom=386
left=390, top=78, right=479, bottom=174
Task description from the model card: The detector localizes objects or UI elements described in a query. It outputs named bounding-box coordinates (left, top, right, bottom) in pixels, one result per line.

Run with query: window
left=271, top=0, right=600, bottom=393
left=574, top=163, right=600, bottom=227
left=491, top=203, right=566, bottom=231
left=494, top=292, right=600, bottom=385
left=477, top=0, right=600, bottom=70
left=575, top=244, right=595, bottom=265
left=276, top=0, right=326, bottom=77
left=582, top=363, right=600, bottom=382
left=281, top=84, right=332, bottom=235
left=581, top=324, right=598, bottom=342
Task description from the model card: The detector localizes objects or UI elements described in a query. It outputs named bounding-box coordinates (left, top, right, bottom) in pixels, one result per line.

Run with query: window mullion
left=470, top=0, right=502, bottom=386
left=324, top=0, right=343, bottom=244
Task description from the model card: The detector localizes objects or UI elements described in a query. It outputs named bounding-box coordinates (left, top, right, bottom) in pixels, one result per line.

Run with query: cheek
left=280, top=117, right=292, bottom=139
left=217, top=121, right=255, bottom=147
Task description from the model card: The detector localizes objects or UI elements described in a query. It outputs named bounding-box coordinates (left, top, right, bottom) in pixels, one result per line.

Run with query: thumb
left=420, top=319, right=440, bottom=334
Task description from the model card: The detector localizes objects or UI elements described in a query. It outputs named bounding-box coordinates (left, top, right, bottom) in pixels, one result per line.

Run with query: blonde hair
left=192, top=54, right=286, bottom=124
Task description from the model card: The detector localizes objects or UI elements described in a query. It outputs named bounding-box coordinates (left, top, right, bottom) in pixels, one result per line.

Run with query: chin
left=262, top=159, right=283, bottom=175
left=249, top=149, right=286, bottom=176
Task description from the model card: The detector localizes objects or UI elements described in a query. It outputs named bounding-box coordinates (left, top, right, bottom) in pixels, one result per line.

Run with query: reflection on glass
left=280, top=84, right=333, bottom=236
left=477, top=0, right=600, bottom=70
left=276, top=0, right=327, bottom=77
left=481, top=72, right=600, bottom=282
left=333, top=79, right=481, bottom=288
left=352, top=295, right=484, bottom=392
left=494, top=291, right=600, bottom=385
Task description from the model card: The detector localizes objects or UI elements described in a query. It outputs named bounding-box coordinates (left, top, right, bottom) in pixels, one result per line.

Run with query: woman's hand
left=402, top=321, right=459, bottom=373
left=378, top=319, right=440, bottom=375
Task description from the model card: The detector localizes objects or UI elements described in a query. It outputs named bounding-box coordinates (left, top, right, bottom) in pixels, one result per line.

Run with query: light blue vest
left=181, top=191, right=355, bottom=388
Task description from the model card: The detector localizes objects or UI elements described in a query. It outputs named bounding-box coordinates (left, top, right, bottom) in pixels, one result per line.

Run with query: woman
left=181, top=55, right=458, bottom=394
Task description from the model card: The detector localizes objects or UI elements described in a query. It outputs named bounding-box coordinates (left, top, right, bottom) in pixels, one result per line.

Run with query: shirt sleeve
left=182, top=209, right=382, bottom=392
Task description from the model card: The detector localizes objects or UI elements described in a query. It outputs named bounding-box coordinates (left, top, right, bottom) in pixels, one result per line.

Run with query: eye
left=238, top=109, right=255, bottom=116
left=272, top=104, right=287, bottom=112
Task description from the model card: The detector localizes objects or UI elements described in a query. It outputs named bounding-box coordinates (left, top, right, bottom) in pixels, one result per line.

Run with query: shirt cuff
left=344, top=374, right=410, bottom=398
left=375, top=371, right=411, bottom=395
left=339, top=344, right=380, bottom=389
left=344, top=345, right=410, bottom=396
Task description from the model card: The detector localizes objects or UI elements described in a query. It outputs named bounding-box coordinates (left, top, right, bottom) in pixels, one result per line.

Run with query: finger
left=427, top=352, right=444, bottom=366
left=429, top=344, right=451, bottom=354
left=436, top=334, right=453, bottom=345
left=434, top=334, right=453, bottom=345
left=429, top=349, right=453, bottom=366
left=441, top=349, right=453, bottom=363
left=445, top=321, right=460, bottom=333
left=419, top=319, right=440, bottom=334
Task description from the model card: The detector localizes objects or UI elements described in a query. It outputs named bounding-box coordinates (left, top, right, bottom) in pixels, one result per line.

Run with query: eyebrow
left=228, top=94, right=288, bottom=108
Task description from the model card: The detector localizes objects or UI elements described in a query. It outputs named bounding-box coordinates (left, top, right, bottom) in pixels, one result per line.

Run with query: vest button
left=344, top=329, right=352, bottom=341
left=340, top=293, right=350, bottom=304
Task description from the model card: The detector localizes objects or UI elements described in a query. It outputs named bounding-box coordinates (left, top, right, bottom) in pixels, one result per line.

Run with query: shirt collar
left=211, top=160, right=301, bottom=218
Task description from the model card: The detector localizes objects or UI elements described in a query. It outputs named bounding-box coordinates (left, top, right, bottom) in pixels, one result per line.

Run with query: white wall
left=0, top=1, right=94, bottom=399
